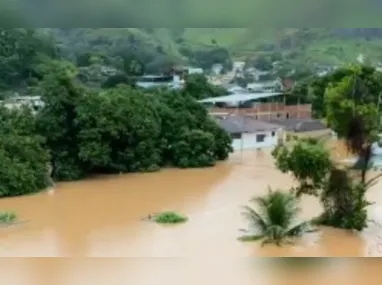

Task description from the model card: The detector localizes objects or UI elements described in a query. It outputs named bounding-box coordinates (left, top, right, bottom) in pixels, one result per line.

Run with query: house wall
left=231, top=129, right=281, bottom=151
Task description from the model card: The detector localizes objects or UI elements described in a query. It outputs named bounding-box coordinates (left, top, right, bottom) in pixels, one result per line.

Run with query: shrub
left=0, top=212, right=17, bottom=224
left=154, top=212, right=188, bottom=224
left=239, top=189, right=315, bottom=246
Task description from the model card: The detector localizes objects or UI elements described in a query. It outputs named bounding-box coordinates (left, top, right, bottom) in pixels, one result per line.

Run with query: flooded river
left=1, top=150, right=382, bottom=283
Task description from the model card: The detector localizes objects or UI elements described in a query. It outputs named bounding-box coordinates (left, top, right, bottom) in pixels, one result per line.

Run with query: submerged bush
left=239, top=189, right=315, bottom=246
left=0, top=212, right=17, bottom=224
left=316, top=168, right=379, bottom=231
left=154, top=211, right=188, bottom=224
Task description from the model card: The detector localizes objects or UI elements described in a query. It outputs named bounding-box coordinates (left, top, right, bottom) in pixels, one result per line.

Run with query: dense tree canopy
left=0, top=28, right=56, bottom=90
left=183, top=74, right=228, bottom=99
left=32, top=69, right=233, bottom=182
left=0, top=106, right=51, bottom=197
left=308, top=64, right=382, bottom=118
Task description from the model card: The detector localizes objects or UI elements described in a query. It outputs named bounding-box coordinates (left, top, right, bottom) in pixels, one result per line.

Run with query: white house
left=211, top=64, right=223, bottom=75
left=216, top=115, right=284, bottom=150
left=1, top=96, right=44, bottom=112
left=187, top=67, right=204, bottom=74
left=136, top=75, right=183, bottom=89
left=247, top=80, right=281, bottom=92
left=233, top=61, right=245, bottom=72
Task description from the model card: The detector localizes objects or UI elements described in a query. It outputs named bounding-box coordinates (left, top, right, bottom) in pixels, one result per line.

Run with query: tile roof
left=269, top=119, right=328, bottom=133
left=217, top=115, right=282, bottom=134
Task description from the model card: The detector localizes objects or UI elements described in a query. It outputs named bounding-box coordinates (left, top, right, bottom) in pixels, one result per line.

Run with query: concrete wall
left=231, top=129, right=281, bottom=150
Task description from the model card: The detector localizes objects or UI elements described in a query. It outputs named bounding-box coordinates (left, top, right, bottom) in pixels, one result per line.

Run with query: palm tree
left=239, top=188, right=315, bottom=246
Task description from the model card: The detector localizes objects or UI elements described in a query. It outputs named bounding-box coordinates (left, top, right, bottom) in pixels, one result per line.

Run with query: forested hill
left=49, top=28, right=382, bottom=65
left=3, top=28, right=382, bottom=95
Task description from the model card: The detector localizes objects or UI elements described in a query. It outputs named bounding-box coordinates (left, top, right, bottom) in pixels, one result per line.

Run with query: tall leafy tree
left=0, top=106, right=51, bottom=198
left=36, top=62, right=86, bottom=181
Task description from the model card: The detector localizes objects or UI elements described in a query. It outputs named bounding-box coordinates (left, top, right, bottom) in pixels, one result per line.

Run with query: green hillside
left=46, top=28, right=382, bottom=71
left=179, top=28, right=382, bottom=64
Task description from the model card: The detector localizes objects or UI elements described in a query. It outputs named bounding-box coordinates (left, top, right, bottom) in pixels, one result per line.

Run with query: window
left=256, top=134, right=266, bottom=143
left=231, top=133, right=242, bottom=139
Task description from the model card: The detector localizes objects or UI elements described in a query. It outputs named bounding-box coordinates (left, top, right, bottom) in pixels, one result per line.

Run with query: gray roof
left=217, top=115, right=282, bottom=134
left=269, top=119, right=328, bottom=133
left=198, top=92, right=282, bottom=104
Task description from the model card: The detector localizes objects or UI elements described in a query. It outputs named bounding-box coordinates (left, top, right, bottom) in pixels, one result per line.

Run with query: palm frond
left=286, top=221, right=315, bottom=237
left=261, top=239, right=275, bottom=247
left=365, top=173, right=382, bottom=189
left=238, top=235, right=264, bottom=242
left=240, top=188, right=312, bottom=246
left=241, top=205, right=269, bottom=232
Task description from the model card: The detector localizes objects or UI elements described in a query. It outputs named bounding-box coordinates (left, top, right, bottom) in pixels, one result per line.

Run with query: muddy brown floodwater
left=1, top=150, right=382, bottom=284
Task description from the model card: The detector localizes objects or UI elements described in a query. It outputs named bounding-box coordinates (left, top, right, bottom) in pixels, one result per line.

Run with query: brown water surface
left=1, top=150, right=382, bottom=283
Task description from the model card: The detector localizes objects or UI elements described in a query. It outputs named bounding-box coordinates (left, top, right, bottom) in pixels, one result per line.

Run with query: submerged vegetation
left=239, top=189, right=314, bottom=246
left=0, top=211, right=17, bottom=224
left=153, top=212, right=188, bottom=224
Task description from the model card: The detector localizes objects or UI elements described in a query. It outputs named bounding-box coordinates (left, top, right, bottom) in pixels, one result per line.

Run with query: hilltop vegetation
left=43, top=28, right=382, bottom=75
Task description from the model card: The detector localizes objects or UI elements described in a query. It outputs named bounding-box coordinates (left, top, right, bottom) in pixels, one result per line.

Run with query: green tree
left=157, top=89, right=232, bottom=164
left=183, top=74, right=228, bottom=99
left=123, top=55, right=145, bottom=76
left=76, top=86, right=163, bottom=173
left=318, top=168, right=377, bottom=231
left=0, top=106, right=51, bottom=198
left=308, top=64, right=382, bottom=118
left=172, top=130, right=216, bottom=168
left=272, top=140, right=332, bottom=197
left=0, top=28, right=56, bottom=89
left=101, top=73, right=136, bottom=89
left=36, top=63, right=86, bottom=181
left=246, top=55, right=273, bottom=71
left=239, top=189, right=314, bottom=246
left=325, top=71, right=380, bottom=184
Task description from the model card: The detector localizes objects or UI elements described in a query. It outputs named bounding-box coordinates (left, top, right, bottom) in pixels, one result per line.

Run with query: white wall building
left=136, top=75, right=183, bottom=89
left=187, top=67, right=204, bottom=74
left=1, top=96, right=44, bottom=112
left=211, top=64, right=223, bottom=75
left=216, top=115, right=284, bottom=150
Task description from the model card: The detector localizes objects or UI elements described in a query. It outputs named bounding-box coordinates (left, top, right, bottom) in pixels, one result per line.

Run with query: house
left=136, top=75, right=183, bottom=89
left=1, top=96, right=44, bottom=112
left=212, top=64, right=223, bottom=75
left=269, top=118, right=331, bottom=140
left=187, top=67, right=204, bottom=74
left=233, top=61, right=245, bottom=72
left=247, top=80, right=281, bottom=92
left=216, top=115, right=284, bottom=150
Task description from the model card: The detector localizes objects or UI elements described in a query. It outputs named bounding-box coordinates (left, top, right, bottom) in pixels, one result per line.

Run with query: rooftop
left=216, top=115, right=282, bottom=134
left=198, top=92, right=282, bottom=104
left=269, top=118, right=328, bottom=133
